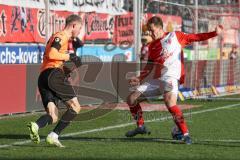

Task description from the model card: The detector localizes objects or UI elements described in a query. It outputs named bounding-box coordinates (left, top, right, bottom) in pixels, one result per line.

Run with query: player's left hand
left=215, top=25, right=223, bottom=35
left=72, top=37, right=84, bottom=50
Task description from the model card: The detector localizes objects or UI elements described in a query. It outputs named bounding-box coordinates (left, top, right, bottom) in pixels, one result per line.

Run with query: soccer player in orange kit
left=27, top=14, right=83, bottom=147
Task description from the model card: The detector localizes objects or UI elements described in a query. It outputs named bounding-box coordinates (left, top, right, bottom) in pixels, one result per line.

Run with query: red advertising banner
left=0, top=5, right=73, bottom=43
left=113, top=12, right=134, bottom=45
left=0, top=5, right=42, bottom=43
left=113, top=13, right=182, bottom=44
left=84, top=12, right=114, bottom=41
left=0, top=4, right=182, bottom=44
left=38, top=10, right=74, bottom=39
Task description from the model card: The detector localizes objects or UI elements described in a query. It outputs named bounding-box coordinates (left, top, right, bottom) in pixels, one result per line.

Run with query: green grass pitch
left=0, top=95, right=240, bottom=160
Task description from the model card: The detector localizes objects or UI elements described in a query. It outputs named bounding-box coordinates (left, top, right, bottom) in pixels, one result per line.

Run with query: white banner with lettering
left=0, top=0, right=127, bottom=15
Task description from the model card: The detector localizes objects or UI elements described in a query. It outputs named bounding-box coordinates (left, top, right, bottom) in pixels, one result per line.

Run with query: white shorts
left=136, top=77, right=179, bottom=97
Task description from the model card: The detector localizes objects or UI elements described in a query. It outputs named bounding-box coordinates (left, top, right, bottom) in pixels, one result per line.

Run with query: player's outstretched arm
left=176, top=25, right=223, bottom=46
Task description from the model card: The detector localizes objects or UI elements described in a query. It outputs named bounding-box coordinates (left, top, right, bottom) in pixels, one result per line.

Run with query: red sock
left=168, top=105, right=188, bottom=135
left=129, top=103, right=144, bottom=127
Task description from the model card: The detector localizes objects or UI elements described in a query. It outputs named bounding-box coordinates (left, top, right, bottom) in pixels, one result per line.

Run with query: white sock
left=183, top=133, right=189, bottom=136
left=49, top=132, right=58, bottom=139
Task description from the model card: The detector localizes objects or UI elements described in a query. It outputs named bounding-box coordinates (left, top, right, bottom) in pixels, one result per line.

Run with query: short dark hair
left=65, top=14, right=82, bottom=26
left=147, top=16, right=163, bottom=29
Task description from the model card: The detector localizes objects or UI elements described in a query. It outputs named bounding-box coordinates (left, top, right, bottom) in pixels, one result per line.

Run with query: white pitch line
left=196, top=139, right=240, bottom=143
left=1, top=103, right=240, bottom=149
left=0, top=140, right=31, bottom=149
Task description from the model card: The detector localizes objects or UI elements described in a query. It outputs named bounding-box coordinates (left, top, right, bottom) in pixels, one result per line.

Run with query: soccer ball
left=171, top=126, right=183, bottom=140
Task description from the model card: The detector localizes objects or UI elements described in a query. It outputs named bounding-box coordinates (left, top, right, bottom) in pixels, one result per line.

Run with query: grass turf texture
left=0, top=95, right=240, bottom=160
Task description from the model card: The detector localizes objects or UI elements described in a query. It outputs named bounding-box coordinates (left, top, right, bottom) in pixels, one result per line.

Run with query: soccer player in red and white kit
left=125, top=16, right=223, bottom=144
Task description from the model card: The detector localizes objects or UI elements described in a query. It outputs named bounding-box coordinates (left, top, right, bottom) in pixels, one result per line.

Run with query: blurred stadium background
left=0, top=1, right=240, bottom=159
left=0, top=0, right=239, bottom=115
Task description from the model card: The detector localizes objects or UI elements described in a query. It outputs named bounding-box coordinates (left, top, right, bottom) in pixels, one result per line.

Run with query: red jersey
left=141, top=31, right=217, bottom=84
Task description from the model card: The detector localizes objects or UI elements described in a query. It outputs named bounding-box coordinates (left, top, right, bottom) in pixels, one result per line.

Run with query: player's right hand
left=129, top=77, right=140, bottom=86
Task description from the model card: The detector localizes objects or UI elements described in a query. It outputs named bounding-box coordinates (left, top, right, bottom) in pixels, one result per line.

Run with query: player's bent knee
left=164, top=93, right=177, bottom=107
left=50, top=115, right=58, bottom=123
left=67, top=97, right=81, bottom=113
left=71, top=105, right=81, bottom=114
left=127, top=94, right=137, bottom=106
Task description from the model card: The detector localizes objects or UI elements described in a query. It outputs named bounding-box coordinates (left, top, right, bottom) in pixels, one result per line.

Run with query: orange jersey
left=40, top=31, right=70, bottom=72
